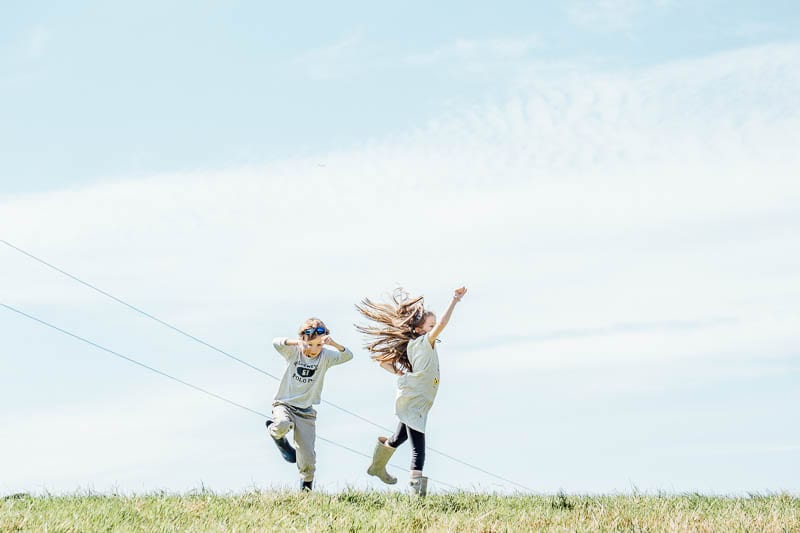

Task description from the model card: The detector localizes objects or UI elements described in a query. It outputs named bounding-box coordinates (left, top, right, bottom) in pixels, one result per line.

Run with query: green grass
left=2, top=490, right=798, bottom=532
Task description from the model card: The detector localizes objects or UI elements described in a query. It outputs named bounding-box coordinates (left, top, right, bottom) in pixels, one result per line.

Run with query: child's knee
left=269, top=419, right=293, bottom=439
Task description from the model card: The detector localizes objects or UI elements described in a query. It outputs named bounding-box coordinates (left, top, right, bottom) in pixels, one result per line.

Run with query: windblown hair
left=355, top=288, right=434, bottom=373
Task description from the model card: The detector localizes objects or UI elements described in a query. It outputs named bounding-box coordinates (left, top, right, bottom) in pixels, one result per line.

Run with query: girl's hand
left=453, top=286, right=467, bottom=301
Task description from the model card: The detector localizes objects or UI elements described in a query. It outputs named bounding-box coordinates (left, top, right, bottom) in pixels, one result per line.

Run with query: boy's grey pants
left=269, top=402, right=317, bottom=482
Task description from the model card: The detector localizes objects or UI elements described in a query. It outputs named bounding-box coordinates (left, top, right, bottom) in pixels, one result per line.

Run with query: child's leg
left=407, top=427, right=428, bottom=496
left=386, top=422, right=409, bottom=448
left=266, top=404, right=297, bottom=463
left=407, top=426, right=426, bottom=472
left=269, top=404, right=294, bottom=439
left=292, top=412, right=317, bottom=483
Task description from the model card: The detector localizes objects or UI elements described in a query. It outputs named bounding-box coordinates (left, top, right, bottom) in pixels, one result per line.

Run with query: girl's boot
left=366, top=436, right=397, bottom=484
left=409, top=475, right=428, bottom=497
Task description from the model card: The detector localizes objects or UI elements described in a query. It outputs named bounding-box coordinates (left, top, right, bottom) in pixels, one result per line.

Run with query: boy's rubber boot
left=366, top=437, right=397, bottom=485
left=409, top=476, right=428, bottom=497
left=300, top=479, right=313, bottom=492
left=264, top=418, right=297, bottom=463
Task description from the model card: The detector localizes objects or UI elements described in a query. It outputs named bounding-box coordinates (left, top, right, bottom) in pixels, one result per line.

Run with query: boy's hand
left=323, top=335, right=346, bottom=352
left=454, top=286, right=467, bottom=301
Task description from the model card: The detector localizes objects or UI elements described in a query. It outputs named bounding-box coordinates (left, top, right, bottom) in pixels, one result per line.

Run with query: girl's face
left=303, top=336, right=326, bottom=357
left=416, top=315, right=436, bottom=335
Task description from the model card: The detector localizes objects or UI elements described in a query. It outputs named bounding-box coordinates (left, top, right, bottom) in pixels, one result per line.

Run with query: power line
left=0, top=239, right=282, bottom=382
left=1, top=303, right=266, bottom=418
left=1, top=240, right=375, bottom=426
left=1, top=239, right=532, bottom=492
left=0, top=302, right=458, bottom=492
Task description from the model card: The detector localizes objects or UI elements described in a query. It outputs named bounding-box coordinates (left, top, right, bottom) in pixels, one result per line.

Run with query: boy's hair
left=298, top=317, right=329, bottom=341
left=355, top=288, right=434, bottom=373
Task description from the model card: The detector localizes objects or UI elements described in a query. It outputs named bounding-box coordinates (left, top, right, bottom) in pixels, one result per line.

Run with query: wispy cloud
left=3, top=43, right=798, bottom=317
left=2, top=42, right=799, bottom=493
left=455, top=317, right=739, bottom=352
left=452, top=315, right=800, bottom=372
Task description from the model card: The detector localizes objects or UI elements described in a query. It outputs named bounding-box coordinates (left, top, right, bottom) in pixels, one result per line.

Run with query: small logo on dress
left=433, top=377, right=439, bottom=386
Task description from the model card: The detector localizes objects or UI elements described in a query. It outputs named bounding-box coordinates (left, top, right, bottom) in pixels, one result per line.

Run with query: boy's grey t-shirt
left=272, top=337, right=353, bottom=408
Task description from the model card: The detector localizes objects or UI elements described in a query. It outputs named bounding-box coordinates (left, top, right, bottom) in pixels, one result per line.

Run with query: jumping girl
left=356, top=286, right=467, bottom=496
left=267, top=318, right=353, bottom=491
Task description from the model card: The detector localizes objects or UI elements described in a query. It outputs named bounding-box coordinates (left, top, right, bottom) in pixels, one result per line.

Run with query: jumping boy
left=266, top=318, right=353, bottom=491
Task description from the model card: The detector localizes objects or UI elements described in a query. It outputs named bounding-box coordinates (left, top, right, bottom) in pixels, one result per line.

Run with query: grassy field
left=2, top=490, right=798, bottom=532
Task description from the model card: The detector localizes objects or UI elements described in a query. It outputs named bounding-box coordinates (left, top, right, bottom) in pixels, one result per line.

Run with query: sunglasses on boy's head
left=303, top=327, right=328, bottom=336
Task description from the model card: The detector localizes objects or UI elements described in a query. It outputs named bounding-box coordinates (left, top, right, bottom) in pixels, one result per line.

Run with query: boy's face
left=302, top=336, right=326, bottom=357
left=416, top=315, right=436, bottom=334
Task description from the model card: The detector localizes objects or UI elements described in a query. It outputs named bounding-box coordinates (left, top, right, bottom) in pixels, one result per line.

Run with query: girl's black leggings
left=387, top=422, right=426, bottom=471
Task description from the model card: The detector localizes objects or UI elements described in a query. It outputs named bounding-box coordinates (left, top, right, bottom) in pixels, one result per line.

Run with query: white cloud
left=453, top=314, right=799, bottom=372
left=2, top=43, right=798, bottom=325
left=1, top=42, right=799, bottom=493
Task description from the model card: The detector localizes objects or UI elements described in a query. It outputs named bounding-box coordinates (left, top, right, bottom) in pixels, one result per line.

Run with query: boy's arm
left=273, top=337, right=300, bottom=360
left=282, top=338, right=305, bottom=347
left=323, top=336, right=354, bottom=365
left=428, top=286, right=467, bottom=347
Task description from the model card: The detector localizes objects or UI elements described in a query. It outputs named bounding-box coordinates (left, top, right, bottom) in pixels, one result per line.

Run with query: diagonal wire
left=0, top=239, right=282, bottom=381
left=1, top=303, right=267, bottom=417
left=1, top=239, right=532, bottom=492
left=0, top=302, right=458, bottom=491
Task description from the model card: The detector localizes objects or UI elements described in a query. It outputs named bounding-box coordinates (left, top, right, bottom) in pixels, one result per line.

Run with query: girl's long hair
left=355, top=288, right=433, bottom=374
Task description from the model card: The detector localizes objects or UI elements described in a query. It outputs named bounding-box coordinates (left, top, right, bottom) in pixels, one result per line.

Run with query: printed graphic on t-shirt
left=294, top=361, right=318, bottom=383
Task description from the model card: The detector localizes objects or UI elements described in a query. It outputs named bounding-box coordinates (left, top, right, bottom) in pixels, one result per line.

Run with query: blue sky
left=1, top=2, right=799, bottom=495
left=4, top=0, right=799, bottom=192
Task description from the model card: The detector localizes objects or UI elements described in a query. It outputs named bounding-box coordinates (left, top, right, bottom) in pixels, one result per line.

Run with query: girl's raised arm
left=428, top=286, right=467, bottom=347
